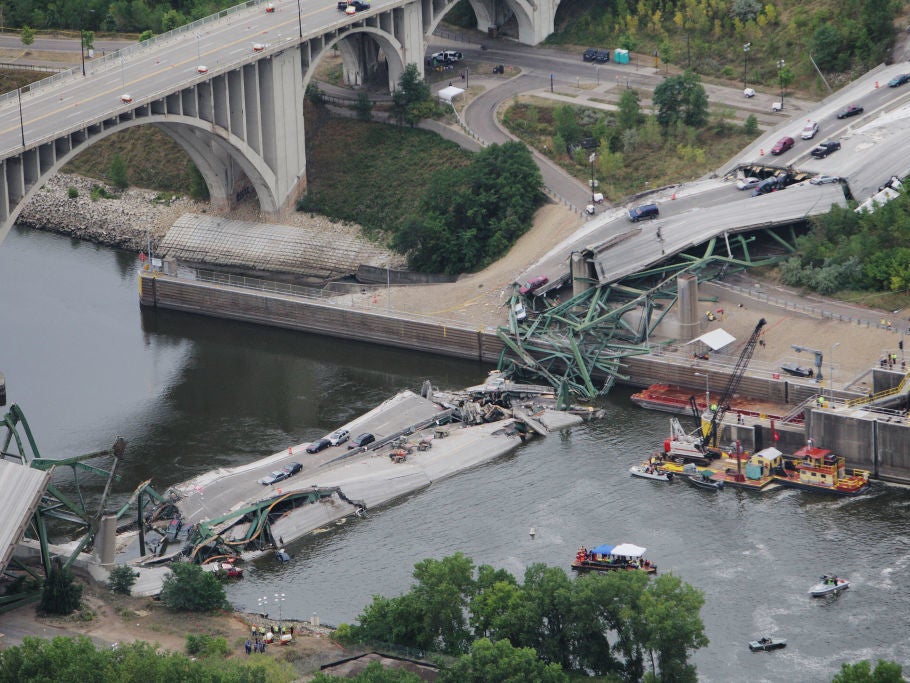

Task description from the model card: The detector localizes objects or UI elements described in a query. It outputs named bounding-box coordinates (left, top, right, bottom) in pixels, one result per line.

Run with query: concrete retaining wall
left=139, top=273, right=505, bottom=363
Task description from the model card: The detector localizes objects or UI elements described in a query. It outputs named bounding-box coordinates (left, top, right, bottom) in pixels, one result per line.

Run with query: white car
left=736, top=177, right=761, bottom=191
left=327, top=429, right=350, bottom=446
left=801, top=120, right=819, bottom=139
left=810, top=175, right=841, bottom=185
left=120, top=93, right=133, bottom=103
left=253, top=43, right=265, bottom=52
left=196, top=65, right=209, bottom=74
left=514, top=302, right=527, bottom=321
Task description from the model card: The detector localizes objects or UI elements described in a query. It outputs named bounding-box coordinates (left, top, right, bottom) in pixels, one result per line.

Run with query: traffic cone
left=875, top=80, right=879, bottom=89
left=671, top=192, right=677, bottom=200
left=760, top=148, right=764, bottom=156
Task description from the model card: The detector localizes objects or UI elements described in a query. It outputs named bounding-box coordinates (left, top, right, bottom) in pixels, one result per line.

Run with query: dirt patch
left=0, top=575, right=344, bottom=670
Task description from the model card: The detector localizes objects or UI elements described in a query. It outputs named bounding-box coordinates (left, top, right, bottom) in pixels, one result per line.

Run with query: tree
left=109, top=154, right=128, bottom=189
left=81, top=30, right=94, bottom=53
left=832, top=659, right=904, bottom=683
left=39, top=559, right=83, bottom=616
left=158, top=562, right=229, bottom=612
left=438, top=638, right=568, bottom=683
left=107, top=564, right=139, bottom=595
left=392, top=63, right=431, bottom=126
left=355, top=91, right=373, bottom=121
left=652, top=71, right=709, bottom=128
left=617, top=88, right=642, bottom=129
left=743, top=114, right=758, bottom=135
left=312, top=661, right=424, bottom=682
left=21, top=26, right=35, bottom=46
left=811, top=25, right=845, bottom=71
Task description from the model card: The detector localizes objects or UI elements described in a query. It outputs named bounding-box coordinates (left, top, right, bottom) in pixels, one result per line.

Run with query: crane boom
left=703, top=318, right=767, bottom=448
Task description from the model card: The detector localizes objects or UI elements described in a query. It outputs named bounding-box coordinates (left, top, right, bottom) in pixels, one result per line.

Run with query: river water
left=2, top=225, right=909, bottom=682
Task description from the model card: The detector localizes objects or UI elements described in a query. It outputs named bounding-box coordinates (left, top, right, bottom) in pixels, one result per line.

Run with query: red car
left=771, top=136, right=795, bottom=155
left=519, top=276, right=549, bottom=295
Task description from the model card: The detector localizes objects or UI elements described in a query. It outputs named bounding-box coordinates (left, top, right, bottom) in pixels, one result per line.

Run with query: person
left=245, top=639, right=252, bottom=655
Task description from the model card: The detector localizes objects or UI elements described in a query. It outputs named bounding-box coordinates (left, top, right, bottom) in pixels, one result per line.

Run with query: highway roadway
left=0, top=0, right=403, bottom=155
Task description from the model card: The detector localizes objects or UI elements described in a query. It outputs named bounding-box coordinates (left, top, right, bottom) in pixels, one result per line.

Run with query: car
left=429, top=50, right=462, bottom=64
left=888, top=74, right=910, bottom=87
left=519, top=275, right=549, bottom=295
left=595, top=49, right=611, bottom=63
left=120, top=93, right=133, bottom=103
left=282, top=462, right=303, bottom=477
left=327, top=429, right=350, bottom=446
left=800, top=120, right=819, bottom=140
left=810, top=140, right=841, bottom=158
left=583, top=48, right=598, bottom=62
left=513, top=301, right=527, bottom=321
left=837, top=104, right=863, bottom=119
left=751, top=177, right=781, bottom=197
left=252, top=43, right=265, bottom=52
left=743, top=87, right=755, bottom=98
left=736, top=177, right=761, bottom=191
left=265, top=2, right=275, bottom=11
left=770, top=136, right=795, bottom=155
left=348, top=433, right=376, bottom=449
left=628, top=203, right=659, bottom=222
left=196, top=65, right=209, bottom=74
left=810, top=175, right=841, bottom=185
left=258, top=470, right=288, bottom=485
left=305, top=438, right=331, bottom=453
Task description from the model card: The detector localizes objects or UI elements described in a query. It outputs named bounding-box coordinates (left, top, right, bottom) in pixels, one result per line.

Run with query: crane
left=791, top=344, right=823, bottom=381
left=702, top=318, right=767, bottom=449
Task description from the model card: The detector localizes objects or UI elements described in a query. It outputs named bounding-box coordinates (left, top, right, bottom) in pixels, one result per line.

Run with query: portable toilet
left=614, top=49, right=630, bottom=64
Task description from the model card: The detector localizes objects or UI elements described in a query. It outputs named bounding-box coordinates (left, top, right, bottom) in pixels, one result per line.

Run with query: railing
left=845, top=371, right=910, bottom=407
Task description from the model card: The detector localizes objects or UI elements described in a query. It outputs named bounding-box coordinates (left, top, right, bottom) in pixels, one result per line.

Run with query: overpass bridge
left=0, top=0, right=562, bottom=247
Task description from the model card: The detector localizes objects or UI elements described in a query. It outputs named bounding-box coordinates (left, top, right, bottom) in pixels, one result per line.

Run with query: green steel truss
left=499, top=227, right=797, bottom=399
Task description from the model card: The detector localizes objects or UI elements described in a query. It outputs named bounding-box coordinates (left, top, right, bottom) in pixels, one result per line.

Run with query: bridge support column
left=467, top=0, right=557, bottom=45
left=394, top=1, right=426, bottom=88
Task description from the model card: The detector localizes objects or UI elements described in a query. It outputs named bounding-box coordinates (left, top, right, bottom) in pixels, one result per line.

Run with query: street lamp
left=588, top=152, right=597, bottom=205
left=694, top=372, right=710, bottom=410
left=79, top=17, right=86, bottom=76
left=296, top=0, right=303, bottom=38
left=274, top=593, right=286, bottom=633
left=829, top=342, right=840, bottom=399
left=777, top=58, right=785, bottom=109
left=386, top=262, right=390, bottom=311
left=743, top=43, right=750, bottom=90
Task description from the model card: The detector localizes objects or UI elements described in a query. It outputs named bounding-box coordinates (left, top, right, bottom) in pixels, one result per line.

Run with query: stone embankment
left=18, top=173, right=201, bottom=252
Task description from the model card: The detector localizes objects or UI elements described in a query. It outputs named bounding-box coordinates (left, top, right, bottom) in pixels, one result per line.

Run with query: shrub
left=109, top=154, right=128, bottom=190
left=159, top=562, right=229, bottom=612
left=186, top=633, right=229, bottom=657
left=67, top=186, right=78, bottom=199
left=108, top=564, right=140, bottom=595
left=39, top=559, right=83, bottom=616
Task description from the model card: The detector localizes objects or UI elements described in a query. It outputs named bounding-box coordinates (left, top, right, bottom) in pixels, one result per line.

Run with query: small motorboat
left=809, top=574, right=850, bottom=597
left=275, top=548, right=291, bottom=563
left=630, top=464, right=673, bottom=482
left=749, top=636, right=787, bottom=652
left=684, top=468, right=724, bottom=491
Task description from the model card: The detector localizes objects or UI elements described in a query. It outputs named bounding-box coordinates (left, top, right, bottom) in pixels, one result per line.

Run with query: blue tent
left=591, top=544, right=614, bottom=555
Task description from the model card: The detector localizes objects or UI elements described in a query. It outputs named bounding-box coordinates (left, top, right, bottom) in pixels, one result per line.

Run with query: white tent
left=437, top=85, right=465, bottom=104
left=611, top=543, right=646, bottom=558
left=687, top=328, right=736, bottom=351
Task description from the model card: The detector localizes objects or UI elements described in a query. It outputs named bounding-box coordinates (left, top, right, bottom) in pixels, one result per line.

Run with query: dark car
left=836, top=105, right=864, bottom=119
left=770, top=136, right=795, bottom=155
left=628, top=203, right=659, bottom=222
left=306, top=438, right=331, bottom=454
left=348, top=433, right=376, bottom=449
left=583, top=48, right=598, bottom=62
left=888, top=74, right=910, bottom=87
left=258, top=470, right=288, bottom=485
left=751, top=177, right=781, bottom=197
left=810, top=140, right=841, bottom=158
left=282, top=462, right=303, bottom=477
left=595, top=49, right=611, bottom=63
left=519, top=275, right=549, bottom=295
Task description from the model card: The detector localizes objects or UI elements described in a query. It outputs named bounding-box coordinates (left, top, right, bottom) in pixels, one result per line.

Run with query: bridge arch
left=421, top=0, right=561, bottom=46
left=317, top=26, right=406, bottom=93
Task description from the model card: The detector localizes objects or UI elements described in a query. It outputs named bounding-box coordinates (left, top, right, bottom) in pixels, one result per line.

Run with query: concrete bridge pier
left=467, top=0, right=559, bottom=45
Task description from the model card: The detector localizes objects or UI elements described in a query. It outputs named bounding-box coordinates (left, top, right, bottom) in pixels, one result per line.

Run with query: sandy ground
left=0, top=577, right=345, bottom=668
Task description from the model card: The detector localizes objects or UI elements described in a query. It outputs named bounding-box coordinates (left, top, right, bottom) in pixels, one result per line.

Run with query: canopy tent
left=611, top=543, right=646, bottom=558
left=687, top=328, right=736, bottom=351
left=591, top=544, right=614, bottom=555
left=437, top=86, right=465, bottom=104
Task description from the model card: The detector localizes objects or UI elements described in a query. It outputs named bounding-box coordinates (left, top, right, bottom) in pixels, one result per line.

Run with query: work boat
left=571, top=543, right=657, bottom=574
left=629, top=464, right=673, bottom=481
left=809, top=574, right=850, bottom=597
left=774, top=442, right=871, bottom=496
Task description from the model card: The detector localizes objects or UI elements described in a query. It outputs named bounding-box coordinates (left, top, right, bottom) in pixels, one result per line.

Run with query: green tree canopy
left=652, top=71, right=709, bottom=128
left=832, top=659, right=905, bottom=683
left=158, top=562, right=229, bottom=612
left=39, top=559, right=82, bottom=616
left=438, top=638, right=569, bottom=683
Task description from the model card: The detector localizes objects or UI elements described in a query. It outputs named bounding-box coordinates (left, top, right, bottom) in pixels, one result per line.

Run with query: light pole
left=777, top=58, right=785, bottom=109
left=17, top=87, right=25, bottom=147
left=296, top=0, right=303, bottom=38
left=194, top=32, right=201, bottom=63
left=588, top=152, right=596, bottom=205
left=695, top=372, right=710, bottom=410
left=79, top=16, right=86, bottom=76
left=274, top=593, right=285, bottom=634
left=829, top=342, right=840, bottom=399
left=386, top=262, right=390, bottom=311
left=257, top=596, right=269, bottom=618
left=743, top=43, right=750, bottom=89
